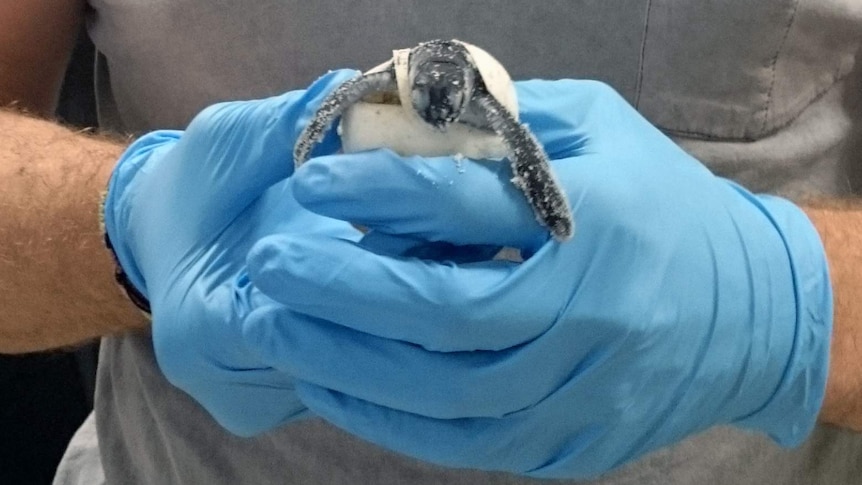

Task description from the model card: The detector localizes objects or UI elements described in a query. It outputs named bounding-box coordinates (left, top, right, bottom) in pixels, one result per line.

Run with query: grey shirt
left=58, top=1, right=862, bottom=483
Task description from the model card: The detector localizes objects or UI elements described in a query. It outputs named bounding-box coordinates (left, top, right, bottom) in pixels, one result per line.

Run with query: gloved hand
left=102, top=69, right=361, bottom=436
left=244, top=79, right=833, bottom=478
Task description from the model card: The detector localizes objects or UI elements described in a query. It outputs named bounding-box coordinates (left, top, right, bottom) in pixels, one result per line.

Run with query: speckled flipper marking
left=474, top=92, right=574, bottom=241
left=294, top=68, right=397, bottom=167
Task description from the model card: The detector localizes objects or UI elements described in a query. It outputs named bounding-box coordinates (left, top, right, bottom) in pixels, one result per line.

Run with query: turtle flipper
left=473, top=92, right=574, bottom=241
left=294, top=67, right=397, bottom=167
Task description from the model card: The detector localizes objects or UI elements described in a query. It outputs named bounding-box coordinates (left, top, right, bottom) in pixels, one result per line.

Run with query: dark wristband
left=103, top=232, right=152, bottom=315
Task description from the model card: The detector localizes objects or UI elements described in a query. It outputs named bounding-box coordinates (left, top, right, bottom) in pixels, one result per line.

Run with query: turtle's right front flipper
left=294, top=66, right=397, bottom=168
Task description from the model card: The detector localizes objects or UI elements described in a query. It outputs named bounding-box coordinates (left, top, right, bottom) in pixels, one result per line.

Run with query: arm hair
left=0, top=109, right=147, bottom=353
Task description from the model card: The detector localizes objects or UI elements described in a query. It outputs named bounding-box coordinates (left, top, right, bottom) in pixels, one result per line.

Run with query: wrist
left=803, top=202, right=862, bottom=431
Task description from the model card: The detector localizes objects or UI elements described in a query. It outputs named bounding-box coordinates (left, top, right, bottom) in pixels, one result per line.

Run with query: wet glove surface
left=246, top=79, right=833, bottom=478
left=102, top=70, right=362, bottom=436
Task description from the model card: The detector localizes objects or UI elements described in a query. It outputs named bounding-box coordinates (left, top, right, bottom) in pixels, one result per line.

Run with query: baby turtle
left=294, top=39, right=574, bottom=241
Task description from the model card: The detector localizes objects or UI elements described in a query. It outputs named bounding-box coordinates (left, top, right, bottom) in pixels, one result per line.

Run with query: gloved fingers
left=185, top=366, right=311, bottom=438
left=296, top=382, right=511, bottom=470
left=297, top=381, right=628, bottom=479
left=247, top=232, right=569, bottom=352
left=147, top=69, right=360, bottom=236
left=292, top=149, right=549, bottom=249
left=242, top=302, right=575, bottom=419
left=295, top=382, right=572, bottom=477
left=246, top=178, right=363, bottom=243
left=291, top=146, right=644, bottom=253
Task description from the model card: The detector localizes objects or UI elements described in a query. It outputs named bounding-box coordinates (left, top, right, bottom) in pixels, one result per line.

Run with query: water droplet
left=452, top=153, right=466, bottom=174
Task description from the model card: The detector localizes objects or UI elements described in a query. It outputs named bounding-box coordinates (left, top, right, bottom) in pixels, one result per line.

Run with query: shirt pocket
left=636, top=0, right=861, bottom=141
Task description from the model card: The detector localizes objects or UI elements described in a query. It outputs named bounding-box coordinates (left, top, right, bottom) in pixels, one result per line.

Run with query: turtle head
left=409, top=40, right=476, bottom=129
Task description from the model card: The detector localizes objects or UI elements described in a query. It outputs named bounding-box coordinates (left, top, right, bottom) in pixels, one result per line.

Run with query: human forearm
left=0, top=110, right=147, bottom=353
left=804, top=201, right=862, bottom=431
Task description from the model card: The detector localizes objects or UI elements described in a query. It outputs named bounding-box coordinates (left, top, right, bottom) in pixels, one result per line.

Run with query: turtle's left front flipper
left=473, top=92, right=574, bottom=241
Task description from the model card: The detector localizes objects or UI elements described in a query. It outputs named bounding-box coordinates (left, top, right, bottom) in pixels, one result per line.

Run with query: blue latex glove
left=102, top=70, right=361, bottom=436
left=245, top=80, right=833, bottom=478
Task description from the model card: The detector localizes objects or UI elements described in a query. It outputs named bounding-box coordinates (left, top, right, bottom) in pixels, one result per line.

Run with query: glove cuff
left=102, top=130, right=183, bottom=308
left=734, top=195, right=833, bottom=446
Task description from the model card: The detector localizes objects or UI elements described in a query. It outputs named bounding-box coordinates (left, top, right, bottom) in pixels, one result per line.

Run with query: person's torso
left=86, top=1, right=862, bottom=483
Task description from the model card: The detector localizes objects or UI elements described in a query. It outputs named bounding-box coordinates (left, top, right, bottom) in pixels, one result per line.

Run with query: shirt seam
left=633, top=0, right=653, bottom=109
left=761, top=0, right=801, bottom=133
